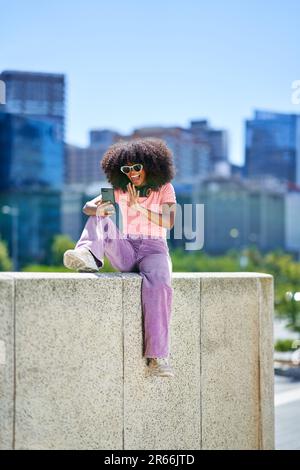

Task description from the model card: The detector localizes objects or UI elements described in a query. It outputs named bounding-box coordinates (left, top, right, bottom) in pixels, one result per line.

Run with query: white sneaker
left=63, top=247, right=102, bottom=272
left=147, top=358, right=174, bottom=377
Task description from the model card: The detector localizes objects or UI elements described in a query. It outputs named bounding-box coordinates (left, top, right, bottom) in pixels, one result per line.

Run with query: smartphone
left=101, top=187, right=116, bottom=205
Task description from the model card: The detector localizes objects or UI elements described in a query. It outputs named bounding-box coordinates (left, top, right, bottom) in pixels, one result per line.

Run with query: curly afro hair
left=101, top=137, right=176, bottom=192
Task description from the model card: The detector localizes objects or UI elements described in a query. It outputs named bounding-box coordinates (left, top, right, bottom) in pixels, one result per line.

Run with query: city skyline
left=1, top=0, right=300, bottom=165
left=1, top=72, right=300, bottom=264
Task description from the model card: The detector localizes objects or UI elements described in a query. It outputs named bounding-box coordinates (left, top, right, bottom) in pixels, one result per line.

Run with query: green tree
left=170, top=245, right=300, bottom=335
left=51, top=234, right=75, bottom=266
left=264, top=252, right=300, bottom=333
left=0, top=239, right=13, bottom=271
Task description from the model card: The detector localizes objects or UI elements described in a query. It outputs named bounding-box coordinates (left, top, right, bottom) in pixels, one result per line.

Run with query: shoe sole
left=150, top=373, right=174, bottom=378
left=146, top=369, right=174, bottom=378
left=63, top=251, right=99, bottom=273
left=147, top=373, right=174, bottom=378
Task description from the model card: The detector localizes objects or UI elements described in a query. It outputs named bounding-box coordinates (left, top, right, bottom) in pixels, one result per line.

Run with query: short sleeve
left=160, top=183, right=177, bottom=204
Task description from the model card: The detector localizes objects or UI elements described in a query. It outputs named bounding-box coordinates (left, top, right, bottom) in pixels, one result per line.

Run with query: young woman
left=63, top=138, right=177, bottom=377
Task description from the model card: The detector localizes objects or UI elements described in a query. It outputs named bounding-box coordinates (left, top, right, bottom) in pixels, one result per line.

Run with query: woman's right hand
left=95, top=201, right=116, bottom=217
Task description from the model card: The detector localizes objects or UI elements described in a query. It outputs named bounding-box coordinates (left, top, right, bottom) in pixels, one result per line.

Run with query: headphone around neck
left=136, top=185, right=152, bottom=197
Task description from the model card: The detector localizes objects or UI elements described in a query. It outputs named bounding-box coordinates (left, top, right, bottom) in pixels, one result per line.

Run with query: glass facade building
left=245, top=110, right=300, bottom=185
left=0, top=111, right=63, bottom=190
left=195, top=177, right=285, bottom=254
left=0, top=70, right=65, bottom=141
left=0, top=70, right=65, bottom=269
left=0, top=189, right=61, bottom=268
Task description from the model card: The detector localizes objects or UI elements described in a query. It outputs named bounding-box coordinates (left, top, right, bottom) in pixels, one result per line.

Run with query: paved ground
left=275, top=375, right=300, bottom=450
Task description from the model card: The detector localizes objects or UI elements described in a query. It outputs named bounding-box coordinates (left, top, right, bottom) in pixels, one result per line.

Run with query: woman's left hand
left=127, top=182, right=140, bottom=209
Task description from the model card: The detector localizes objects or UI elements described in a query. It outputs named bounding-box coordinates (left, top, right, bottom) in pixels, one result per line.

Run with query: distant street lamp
left=1, top=205, right=19, bottom=271
left=239, top=255, right=249, bottom=269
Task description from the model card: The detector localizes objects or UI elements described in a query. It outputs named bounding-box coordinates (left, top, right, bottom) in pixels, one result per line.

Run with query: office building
left=245, top=110, right=300, bottom=185
left=0, top=70, right=65, bottom=141
left=0, top=111, right=64, bottom=190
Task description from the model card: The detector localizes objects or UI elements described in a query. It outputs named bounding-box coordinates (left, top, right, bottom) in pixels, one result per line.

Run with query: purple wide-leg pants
left=75, top=215, right=173, bottom=358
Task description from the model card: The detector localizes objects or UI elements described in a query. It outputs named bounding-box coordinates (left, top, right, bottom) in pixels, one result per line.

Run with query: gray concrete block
left=13, top=273, right=123, bottom=450
left=0, top=272, right=274, bottom=450
left=123, top=273, right=201, bottom=450
left=201, top=276, right=262, bottom=449
left=258, top=276, right=275, bottom=450
left=0, top=274, right=14, bottom=450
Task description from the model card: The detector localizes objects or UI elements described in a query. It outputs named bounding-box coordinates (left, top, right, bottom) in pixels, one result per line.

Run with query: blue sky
left=1, top=0, right=300, bottom=164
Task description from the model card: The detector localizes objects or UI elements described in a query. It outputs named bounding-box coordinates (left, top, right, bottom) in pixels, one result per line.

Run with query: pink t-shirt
left=114, top=182, right=177, bottom=238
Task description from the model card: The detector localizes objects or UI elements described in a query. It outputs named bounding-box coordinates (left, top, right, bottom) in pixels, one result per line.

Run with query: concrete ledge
left=0, top=272, right=274, bottom=450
